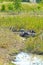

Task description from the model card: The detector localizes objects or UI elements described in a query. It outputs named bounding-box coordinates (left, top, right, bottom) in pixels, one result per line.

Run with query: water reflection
left=12, top=52, right=43, bottom=65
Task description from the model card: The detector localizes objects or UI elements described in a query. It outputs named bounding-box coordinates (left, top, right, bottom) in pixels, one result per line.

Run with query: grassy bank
left=0, top=26, right=43, bottom=65
left=0, top=2, right=43, bottom=65
left=0, top=28, right=25, bottom=65
left=0, top=14, right=43, bottom=52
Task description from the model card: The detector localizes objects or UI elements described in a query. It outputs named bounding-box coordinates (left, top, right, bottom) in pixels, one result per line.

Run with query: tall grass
left=0, top=15, right=43, bottom=32
left=24, top=35, right=43, bottom=53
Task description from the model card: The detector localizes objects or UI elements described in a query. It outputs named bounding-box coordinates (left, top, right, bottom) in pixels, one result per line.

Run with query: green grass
left=0, top=15, right=43, bottom=32
left=24, top=35, right=43, bottom=53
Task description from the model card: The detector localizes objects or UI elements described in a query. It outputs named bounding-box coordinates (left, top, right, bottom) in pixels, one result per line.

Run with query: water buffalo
left=20, top=30, right=36, bottom=37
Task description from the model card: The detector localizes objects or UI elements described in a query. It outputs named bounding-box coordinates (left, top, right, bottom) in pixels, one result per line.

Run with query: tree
left=41, top=0, right=43, bottom=3
left=36, top=0, right=42, bottom=3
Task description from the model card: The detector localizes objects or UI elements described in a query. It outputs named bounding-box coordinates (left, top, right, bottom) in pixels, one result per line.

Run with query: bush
left=8, top=4, right=13, bottom=11
left=1, top=4, right=5, bottom=11
left=14, top=0, right=21, bottom=12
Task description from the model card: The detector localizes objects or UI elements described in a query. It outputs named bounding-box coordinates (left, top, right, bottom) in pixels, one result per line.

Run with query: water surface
left=12, top=52, right=43, bottom=65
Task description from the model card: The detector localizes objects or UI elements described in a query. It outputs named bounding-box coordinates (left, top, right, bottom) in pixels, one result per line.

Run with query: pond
left=11, top=52, right=43, bottom=65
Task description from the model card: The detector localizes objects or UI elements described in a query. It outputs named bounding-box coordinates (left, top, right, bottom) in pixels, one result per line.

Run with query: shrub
left=8, top=4, right=13, bottom=11
left=1, top=4, right=5, bottom=11
left=13, top=0, right=21, bottom=12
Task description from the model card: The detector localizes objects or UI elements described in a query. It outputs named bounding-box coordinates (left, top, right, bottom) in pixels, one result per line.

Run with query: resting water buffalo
left=20, top=32, right=29, bottom=37
left=19, top=29, right=25, bottom=32
left=10, top=27, right=36, bottom=37
left=20, top=30, right=36, bottom=37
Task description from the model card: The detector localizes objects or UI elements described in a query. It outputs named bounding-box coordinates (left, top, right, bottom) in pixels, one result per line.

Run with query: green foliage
left=14, top=0, right=21, bottom=11
left=1, top=4, right=5, bottom=11
left=8, top=4, right=13, bottom=11
left=0, top=2, right=43, bottom=12
left=40, top=0, right=43, bottom=3
left=22, top=0, right=29, bottom=2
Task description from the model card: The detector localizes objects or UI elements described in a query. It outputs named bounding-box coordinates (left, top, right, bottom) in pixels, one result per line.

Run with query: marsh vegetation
left=0, top=0, right=43, bottom=65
